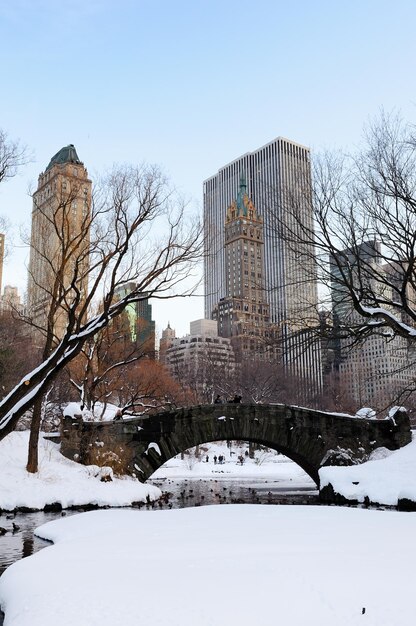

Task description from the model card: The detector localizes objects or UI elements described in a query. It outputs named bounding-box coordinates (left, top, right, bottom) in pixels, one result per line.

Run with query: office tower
left=0, top=232, right=4, bottom=295
left=159, top=323, right=176, bottom=363
left=27, top=144, right=92, bottom=339
left=212, top=175, right=279, bottom=361
left=204, top=137, right=322, bottom=393
left=0, top=285, right=24, bottom=315
left=114, top=283, right=156, bottom=355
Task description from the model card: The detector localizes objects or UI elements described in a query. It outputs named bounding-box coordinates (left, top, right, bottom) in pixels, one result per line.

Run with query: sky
left=1, top=0, right=416, bottom=338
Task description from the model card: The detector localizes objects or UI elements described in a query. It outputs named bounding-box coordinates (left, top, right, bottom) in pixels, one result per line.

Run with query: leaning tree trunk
left=26, top=395, right=44, bottom=473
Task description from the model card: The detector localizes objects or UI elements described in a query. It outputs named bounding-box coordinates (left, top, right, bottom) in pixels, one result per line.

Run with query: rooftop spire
left=239, top=172, right=247, bottom=193
left=236, top=171, right=248, bottom=215
left=45, top=144, right=82, bottom=171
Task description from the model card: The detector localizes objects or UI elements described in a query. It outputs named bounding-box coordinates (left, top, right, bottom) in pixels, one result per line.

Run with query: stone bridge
left=60, top=404, right=411, bottom=486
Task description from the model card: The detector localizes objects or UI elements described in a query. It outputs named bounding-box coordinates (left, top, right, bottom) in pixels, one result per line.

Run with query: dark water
left=0, top=477, right=318, bottom=579
left=148, top=476, right=318, bottom=509
left=0, top=509, right=81, bottom=577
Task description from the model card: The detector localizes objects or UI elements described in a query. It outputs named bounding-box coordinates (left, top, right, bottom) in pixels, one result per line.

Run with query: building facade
left=113, top=283, right=156, bottom=356
left=204, top=137, right=322, bottom=395
left=331, top=241, right=416, bottom=410
left=164, top=319, right=236, bottom=402
left=159, top=323, right=176, bottom=363
left=27, top=144, right=92, bottom=339
left=212, top=176, right=279, bottom=361
left=0, top=285, right=24, bottom=315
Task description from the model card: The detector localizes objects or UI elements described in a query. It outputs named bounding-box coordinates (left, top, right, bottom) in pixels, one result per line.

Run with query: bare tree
left=0, top=310, right=37, bottom=397
left=111, top=359, right=186, bottom=416
left=68, top=309, right=148, bottom=413
left=277, top=113, right=416, bottom=339
left=236, top=359, right=302, bottom=405
left=0, top=129, right=28, bottom=185
left=0, top=130, right=28, bottom=261
left=68, top=316, right=184, bottom=417
left=266, top=112, right=416, bottom=410
left=0, top=164, right=202, bottom=472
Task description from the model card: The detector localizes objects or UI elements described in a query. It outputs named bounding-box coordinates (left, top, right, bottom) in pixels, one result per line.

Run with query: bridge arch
left=60, top=403, right=411, bottom=488
left=143, top=432, right=320, bottom=485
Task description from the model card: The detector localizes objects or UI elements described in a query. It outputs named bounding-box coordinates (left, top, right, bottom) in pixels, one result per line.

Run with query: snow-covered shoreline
left=1, top=505, right=416, bottom=626
left=0, top=432, right=160, bottom=512
left=319, top=435, right=416, bottom=509
left=2, top=430, right=416, bottom=512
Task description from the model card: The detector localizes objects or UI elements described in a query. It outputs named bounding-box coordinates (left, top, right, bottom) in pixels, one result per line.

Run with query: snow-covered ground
left=0, top=435, right=317, bottom=512
left=1, top=505, right=415, bottom=626
left=319, top=435, right=416, bottom=506
left=152, top=440, right=316, bottom=487
left=1, top=431, right=416, bottom=624
left=2, top=430, right=416, bottom=511
left=0, top=432, right=160, bottom=511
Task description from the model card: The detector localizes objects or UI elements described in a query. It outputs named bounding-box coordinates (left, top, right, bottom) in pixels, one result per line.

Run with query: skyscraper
left=212, top=175, right=278, bottom=361
left=114, top=283, right=156, bottom=356
left=159, top=323, right=176, bottom=363
left=27, top=144, right=92, bottom=339
left=204, top=137, right=322, bottom=392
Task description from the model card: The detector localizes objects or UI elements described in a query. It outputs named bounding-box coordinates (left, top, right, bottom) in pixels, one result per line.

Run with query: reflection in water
left=22, top=535, right=34, bottom=559
left=148, top=476, right=318, bottom=509
left=0, top=510, right=79, bottom=577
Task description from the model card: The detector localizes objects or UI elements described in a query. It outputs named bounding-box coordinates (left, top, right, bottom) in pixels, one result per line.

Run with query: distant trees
left=167, top=349, right=306, bottom=406
left=0, top=162, right=202, bottom=473
left=236, top=360, right=302, bottom=405
left=68, top=316, right=185, bottom=417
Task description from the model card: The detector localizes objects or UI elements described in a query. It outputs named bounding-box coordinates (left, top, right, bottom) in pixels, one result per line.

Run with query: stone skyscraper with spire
left=27, top=144, right=92, bottom=339
left=212, top=175, right=278, bottom=361
left=204, top=137, right=322, bottom=396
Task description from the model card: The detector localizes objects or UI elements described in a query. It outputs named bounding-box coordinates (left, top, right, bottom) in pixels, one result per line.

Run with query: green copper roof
left=236, top=172, right=248, bottom=215
left=45, top=144, right=81, bottom=171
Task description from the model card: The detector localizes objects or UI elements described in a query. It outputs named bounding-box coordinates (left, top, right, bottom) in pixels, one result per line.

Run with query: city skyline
left=1, top=1, right=415, bottom=335
left=205, top=137, right=322, bottom=393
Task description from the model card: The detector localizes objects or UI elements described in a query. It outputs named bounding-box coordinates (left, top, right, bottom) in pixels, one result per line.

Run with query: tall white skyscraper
left=204, top=136, right=322, bottom=394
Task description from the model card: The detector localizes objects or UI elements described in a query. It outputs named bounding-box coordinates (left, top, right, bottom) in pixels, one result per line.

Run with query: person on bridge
left=233, top=395, right=242, bottom=403
left=214, top=395, right=223, bottom=404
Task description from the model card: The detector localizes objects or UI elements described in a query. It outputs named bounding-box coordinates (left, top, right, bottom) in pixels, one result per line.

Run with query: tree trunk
left=26, top=396, right=43, bottom=473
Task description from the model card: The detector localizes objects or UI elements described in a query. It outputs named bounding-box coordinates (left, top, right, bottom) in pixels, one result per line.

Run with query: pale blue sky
left=1, top=0, right=415, bottom=335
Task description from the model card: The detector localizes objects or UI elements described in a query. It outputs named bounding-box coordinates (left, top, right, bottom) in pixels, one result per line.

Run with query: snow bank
left=63, top=401, right=119, bottom=421
left=0, top=431, right=160, bottom=512
left=319, top=435, right=416, bottom=506
left=1, top=505, right=416, bottom=626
